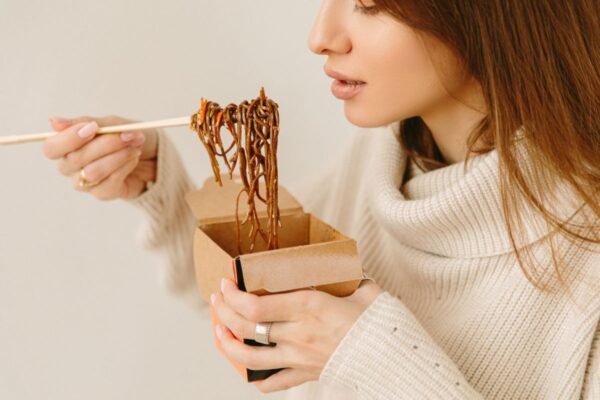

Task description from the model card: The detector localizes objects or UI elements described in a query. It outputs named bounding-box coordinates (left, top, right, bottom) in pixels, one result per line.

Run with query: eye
left=353, top=1, right=379, bottom=15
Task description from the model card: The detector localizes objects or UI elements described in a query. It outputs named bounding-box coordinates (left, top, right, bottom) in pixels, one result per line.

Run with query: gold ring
left=78, top=168, right=99, bottom=189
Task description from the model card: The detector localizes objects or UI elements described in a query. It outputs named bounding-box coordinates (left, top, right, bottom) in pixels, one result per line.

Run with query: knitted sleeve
left=319, top=291, right=600, bottom=399
left=125, top=129, right=206, bottom=311
left=319, top=291, right=484, bottom=399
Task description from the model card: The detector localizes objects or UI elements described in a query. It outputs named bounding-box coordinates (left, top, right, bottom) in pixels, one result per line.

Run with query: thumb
left=49, top=115, right=99, bottom=132
left=350, top=280, right=383, bottom=305
left=48, top=116, right=73, bottom=131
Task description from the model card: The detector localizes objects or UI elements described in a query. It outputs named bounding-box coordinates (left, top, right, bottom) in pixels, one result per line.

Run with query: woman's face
left=307, top=0, right=468, bottom=128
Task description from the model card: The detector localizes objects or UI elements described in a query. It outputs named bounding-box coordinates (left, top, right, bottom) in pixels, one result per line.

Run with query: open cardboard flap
left=236, top=225, right=363, bottom=296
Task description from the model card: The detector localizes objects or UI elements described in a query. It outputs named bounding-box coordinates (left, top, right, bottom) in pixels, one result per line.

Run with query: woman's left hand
left=210, top=277, right=384, bottom=393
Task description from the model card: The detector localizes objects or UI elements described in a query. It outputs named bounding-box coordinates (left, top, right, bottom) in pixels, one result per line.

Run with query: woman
left=42, top=0, right=599, bottom=398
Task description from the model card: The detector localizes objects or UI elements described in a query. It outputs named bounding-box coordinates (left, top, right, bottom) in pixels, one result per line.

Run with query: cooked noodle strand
left=189, top=87, right=280, bottom=254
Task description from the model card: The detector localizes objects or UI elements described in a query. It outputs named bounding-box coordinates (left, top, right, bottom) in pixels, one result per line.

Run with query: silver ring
left=254, top=321, right=274, bottom=345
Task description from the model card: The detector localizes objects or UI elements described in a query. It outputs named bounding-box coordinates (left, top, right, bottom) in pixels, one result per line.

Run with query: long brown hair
left=365, top=0, right=600, bottom=294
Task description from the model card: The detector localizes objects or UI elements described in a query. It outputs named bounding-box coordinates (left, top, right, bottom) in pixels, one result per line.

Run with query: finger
left=137, top=129, right=157, bottom=161
left=85, top=150, right=141, bottom=200
left=77, top=145, right=143, bottom=185
left=75, top=150, right=141, bottom=200
left=43, top=115, right=137, bottom=161
left=221, top=278, right=319, bottom=322
left=42, top=121, right=98, bottom=160
left=127, top=158, right=156, bottom=186
left=49, top=116, right=75, bottom=132
left=58, top=131, right=145, bottom=176
left=216, top=324, right=288, bottom=371
left=253, top=367, right=315, bottom=394
left=212, top=291, right=256, bottom=341
left=212, top=291, right=296, bottom=344
left=122, top=159, right=156, bottom=199
left=348, top=280, right=384, bottom=306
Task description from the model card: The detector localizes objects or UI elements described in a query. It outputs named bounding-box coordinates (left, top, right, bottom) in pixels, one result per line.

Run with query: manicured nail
left=216, top=324, right=223, bottom=339
left=220, top=278, right=226, bottom=293
left=78, top=121, right=98, bottom=139
left=210, top=293, right=216, bottom=305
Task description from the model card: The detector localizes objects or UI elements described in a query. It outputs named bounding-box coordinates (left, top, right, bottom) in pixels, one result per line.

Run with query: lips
left=324, top=67, right=366, bottom=84
left=324, top=66, right=367, bottom=100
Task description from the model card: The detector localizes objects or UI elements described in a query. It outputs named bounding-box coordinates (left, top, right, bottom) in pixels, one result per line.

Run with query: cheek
left=345, top=29, right=448, bottom=127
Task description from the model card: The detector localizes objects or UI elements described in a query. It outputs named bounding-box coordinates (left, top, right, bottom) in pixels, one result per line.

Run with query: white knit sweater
left=126, top=123, right=599, bottom=399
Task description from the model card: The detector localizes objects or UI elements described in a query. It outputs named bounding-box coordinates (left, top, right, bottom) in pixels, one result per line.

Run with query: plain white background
left=0, top=0, right=357, bottom=398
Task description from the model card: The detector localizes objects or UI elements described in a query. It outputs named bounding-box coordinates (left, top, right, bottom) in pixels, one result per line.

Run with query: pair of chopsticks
left=0, top=116, right=191, bottom=146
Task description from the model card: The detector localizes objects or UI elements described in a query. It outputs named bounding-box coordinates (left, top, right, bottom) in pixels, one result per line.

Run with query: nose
left=307, top=0, right=351, bottom=55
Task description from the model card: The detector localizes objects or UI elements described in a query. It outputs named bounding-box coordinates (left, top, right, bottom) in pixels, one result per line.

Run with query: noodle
left=188, top=87, right=281, bottom=255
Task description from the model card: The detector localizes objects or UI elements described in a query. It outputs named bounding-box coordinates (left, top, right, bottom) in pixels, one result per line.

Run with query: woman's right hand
left=42, top=115, right=159, bottom=200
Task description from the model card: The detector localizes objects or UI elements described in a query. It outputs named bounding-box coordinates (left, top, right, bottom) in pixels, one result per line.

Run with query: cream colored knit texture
left=125, top=129, right=205, bottom=310
left=127, top=124, right=599, bottom=400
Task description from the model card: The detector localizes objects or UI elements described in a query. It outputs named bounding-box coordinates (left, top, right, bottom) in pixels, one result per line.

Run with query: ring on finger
left=255, top=321, right=275, bottom=346
left=78, top=168, right=100, bottom=189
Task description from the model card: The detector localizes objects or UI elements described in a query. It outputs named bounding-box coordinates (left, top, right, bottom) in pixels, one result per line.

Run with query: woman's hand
left=210, top=277, right=384, bottom=393
left=42, top=115, right=159, bottom=200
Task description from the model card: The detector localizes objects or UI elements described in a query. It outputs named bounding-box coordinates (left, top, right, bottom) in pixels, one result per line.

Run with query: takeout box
left=184, top=174, right=364, bottom=382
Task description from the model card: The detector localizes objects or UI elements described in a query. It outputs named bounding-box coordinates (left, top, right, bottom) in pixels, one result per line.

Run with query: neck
left=419, top=78, right=488, bottom=164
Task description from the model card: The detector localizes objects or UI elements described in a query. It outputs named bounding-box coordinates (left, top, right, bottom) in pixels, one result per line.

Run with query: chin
left=344, top=104, right=398, bottom=128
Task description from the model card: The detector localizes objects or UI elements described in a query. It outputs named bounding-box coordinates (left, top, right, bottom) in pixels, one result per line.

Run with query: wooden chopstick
left=0, top=116, right=191, bottom=146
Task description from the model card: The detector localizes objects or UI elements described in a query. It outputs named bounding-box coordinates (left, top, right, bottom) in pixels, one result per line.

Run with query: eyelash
left=353, top=2, right=379, bottom=15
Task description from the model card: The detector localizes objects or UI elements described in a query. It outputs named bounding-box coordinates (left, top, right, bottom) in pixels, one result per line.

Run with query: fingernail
left=220, top=278, right=226, bottom=293
left=216, top=324, right=223, bottom=339
left=210, top=293, right=216, bottom=305
left=135, top=149, right=142, bottom=157
left=78, top=121, right=98, bottom=139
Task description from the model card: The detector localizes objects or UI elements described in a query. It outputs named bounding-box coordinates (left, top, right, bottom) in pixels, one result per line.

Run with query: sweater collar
left=366, top=121, right=583, bottom=258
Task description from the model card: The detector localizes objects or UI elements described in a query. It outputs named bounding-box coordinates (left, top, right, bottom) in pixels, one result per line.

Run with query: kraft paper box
left=184, top=174, right=364, bottom=382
